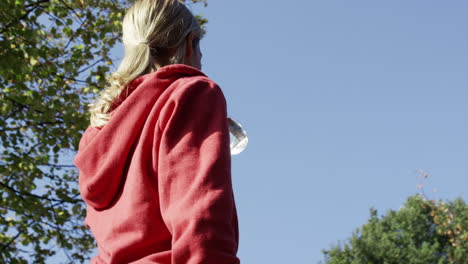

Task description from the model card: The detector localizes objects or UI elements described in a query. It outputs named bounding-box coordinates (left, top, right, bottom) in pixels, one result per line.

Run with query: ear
left=184, top=32, right=195, bottom=61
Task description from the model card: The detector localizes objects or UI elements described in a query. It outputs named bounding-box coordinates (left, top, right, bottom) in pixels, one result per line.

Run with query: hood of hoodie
left=74, top=64, right=206, bottom=210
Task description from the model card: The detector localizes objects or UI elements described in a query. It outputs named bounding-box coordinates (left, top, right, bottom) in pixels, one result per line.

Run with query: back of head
left=90, top=0, right=202, bottom=127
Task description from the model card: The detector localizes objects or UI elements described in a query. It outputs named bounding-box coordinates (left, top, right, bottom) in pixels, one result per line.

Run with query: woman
left=74, top=0, right=240, bottom=263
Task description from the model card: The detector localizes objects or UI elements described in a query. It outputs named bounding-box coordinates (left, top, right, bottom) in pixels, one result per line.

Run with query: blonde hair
left=89, top=0, right=202, bottom=127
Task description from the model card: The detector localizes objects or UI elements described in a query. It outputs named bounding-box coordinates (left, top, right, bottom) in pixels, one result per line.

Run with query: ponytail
left=89, top=0, right=202, bottom=127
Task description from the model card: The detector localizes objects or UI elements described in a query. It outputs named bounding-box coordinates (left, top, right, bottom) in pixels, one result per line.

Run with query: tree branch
left=24, top=0, right=50, bottom=9
left=0, top=230, right=23, bottom=251
left=50, top=202, right=73, bottom=262
left=0, top=181, right=78, bottom=204
left=2, top=102, right=28, bottom=120
left=77, top=59, right=105, bottom=74
left=63, top=19, right=87, bottom=52
left=0, top=0, right=50, bottom=35
left=52, top=193, right=81, bottom=208
left=4, top=96, right=46, bottom=114
left=38, top=164, right=76, bottom=168
left=58, top=0, right=84, bottom=24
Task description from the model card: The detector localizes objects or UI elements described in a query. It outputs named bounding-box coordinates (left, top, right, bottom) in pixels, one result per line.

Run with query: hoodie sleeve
left=156, top=78, right=240, bottom=264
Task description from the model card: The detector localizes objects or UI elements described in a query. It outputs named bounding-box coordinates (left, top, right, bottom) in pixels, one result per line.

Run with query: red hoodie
left=74, top=64, right=240, bottom=264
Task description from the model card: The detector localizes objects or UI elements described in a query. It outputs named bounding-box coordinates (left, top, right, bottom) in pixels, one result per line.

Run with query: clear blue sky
left=111, top=1, right=468, bottom=263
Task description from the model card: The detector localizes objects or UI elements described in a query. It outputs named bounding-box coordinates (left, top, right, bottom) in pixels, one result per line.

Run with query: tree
left=0, top=0, right=207, bottom=263
left=322, top=195, right=468, bottom=264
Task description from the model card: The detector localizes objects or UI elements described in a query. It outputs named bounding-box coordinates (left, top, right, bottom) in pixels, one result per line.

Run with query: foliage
left=322, top=195, right=468, bottom=264
left=0, top=0, right=207, bottom=263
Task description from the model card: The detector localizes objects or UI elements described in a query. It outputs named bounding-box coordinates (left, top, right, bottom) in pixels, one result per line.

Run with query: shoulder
left=156, top=75, right=228, bottom=131
left=169, top=75, right=226, bottom=105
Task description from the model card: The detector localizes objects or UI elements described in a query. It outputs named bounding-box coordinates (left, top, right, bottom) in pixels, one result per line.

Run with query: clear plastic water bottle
left=228, top=117, right=248, bottom=155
